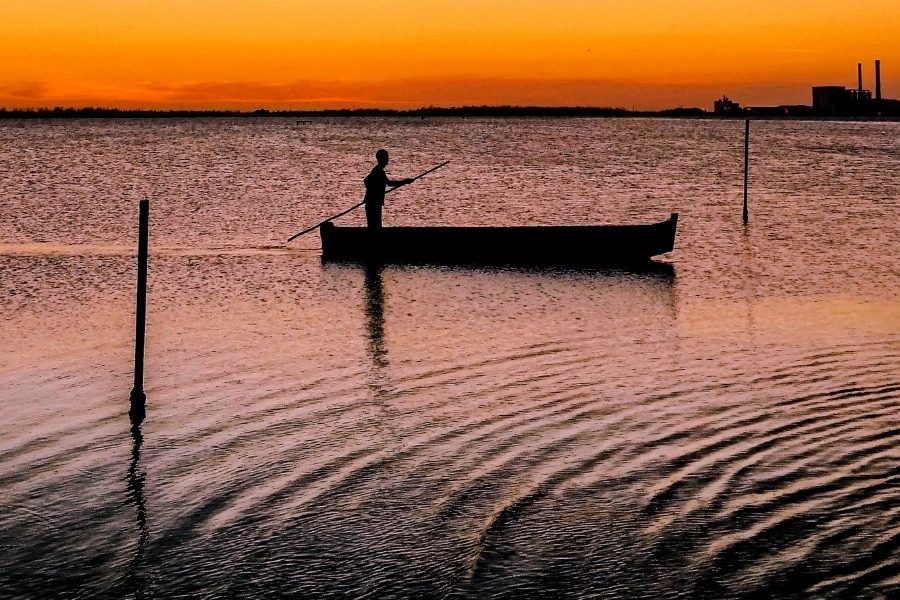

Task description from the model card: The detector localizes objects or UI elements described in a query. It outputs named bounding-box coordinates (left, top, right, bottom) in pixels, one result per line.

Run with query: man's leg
left=366, top=203, right=382, bottom=229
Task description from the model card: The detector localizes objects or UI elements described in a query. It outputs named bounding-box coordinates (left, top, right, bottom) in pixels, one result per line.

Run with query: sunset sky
left=1, top=0, right=897, bottom=110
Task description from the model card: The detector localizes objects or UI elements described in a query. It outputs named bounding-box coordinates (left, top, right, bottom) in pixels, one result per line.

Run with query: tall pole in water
left=130, top=199, right=149, bottom=422
left=743, top=120, right=750, bottom=225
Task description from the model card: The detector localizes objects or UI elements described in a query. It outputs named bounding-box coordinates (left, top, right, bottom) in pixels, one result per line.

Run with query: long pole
left=288, top=161, right=450, bottom=242
left=130, top=199, right=149, bottom=420
left=743, top=119, right=750, bottom=225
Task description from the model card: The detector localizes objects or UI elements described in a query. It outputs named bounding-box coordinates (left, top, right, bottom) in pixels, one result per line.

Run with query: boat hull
left=320, top=213, right=678, bottom=266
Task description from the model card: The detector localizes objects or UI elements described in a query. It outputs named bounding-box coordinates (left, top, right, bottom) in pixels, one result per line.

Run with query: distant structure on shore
left=812, top=60, right=881, bottom=115
left=716, top=60, right=899, bottom=117
left=713, top=96, right=742, bottom=115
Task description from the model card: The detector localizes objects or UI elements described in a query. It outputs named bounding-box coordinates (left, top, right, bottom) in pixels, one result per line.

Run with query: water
left=1, top=117, right=898, bottom=598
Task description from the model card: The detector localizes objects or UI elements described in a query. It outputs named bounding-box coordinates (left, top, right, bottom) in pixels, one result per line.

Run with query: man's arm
left=387, top=177, right=415, bottom=188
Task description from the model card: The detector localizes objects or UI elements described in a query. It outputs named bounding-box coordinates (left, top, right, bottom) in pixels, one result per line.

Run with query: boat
left=320, top=213, right=678, bottom=266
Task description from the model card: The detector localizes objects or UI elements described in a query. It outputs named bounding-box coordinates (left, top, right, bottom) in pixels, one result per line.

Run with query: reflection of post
left=739, top=226, right=757, bottom=336
left=124, top=424, right=150, bottom=598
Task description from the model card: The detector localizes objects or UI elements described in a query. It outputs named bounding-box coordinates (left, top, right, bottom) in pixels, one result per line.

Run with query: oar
left=287, top=161, right=450, bottom=242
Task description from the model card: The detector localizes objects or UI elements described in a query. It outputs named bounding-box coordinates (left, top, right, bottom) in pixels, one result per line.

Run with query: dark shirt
left=364, top=165, right=388, bottom=207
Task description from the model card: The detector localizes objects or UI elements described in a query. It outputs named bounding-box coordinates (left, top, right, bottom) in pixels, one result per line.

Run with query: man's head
left=375, top=149, right=389, bottom=165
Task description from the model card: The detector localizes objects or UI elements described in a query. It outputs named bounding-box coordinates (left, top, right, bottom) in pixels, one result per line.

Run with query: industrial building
left=715, top=60, right=898, bottom=117
left=812, top=60, right=882, bottom=115
left=713, top=96, right=742, bottom=115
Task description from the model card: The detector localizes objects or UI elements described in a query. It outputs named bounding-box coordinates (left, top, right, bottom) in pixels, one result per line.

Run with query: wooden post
left=129, top=199, right=149, bottom=422
left=743, top=119, right=750, bottom=224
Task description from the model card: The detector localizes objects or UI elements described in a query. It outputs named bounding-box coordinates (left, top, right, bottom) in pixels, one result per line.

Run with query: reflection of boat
left=320, top=213, right=678, bottom=266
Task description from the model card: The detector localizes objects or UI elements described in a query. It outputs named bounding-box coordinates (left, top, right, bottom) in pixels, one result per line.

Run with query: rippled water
left=1, top=117, right=898, bottom=598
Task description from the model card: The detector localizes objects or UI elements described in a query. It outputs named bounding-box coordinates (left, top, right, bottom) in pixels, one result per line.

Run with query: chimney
left=858, top=63, right=863, bottom=92
left=875, top=60, right=882, bottom=101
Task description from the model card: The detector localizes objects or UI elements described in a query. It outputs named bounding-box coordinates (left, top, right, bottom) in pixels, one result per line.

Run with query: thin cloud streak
left=0, top=77, right=817, bottom=110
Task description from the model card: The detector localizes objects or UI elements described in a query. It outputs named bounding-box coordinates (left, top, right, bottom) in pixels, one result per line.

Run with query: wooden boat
left=319, top=213, right=678, bottom=266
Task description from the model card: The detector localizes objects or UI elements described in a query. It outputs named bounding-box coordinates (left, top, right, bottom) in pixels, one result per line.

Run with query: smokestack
left=875, top=60, right=881, bottom=101
left=858, top=63, right=863, bottom=93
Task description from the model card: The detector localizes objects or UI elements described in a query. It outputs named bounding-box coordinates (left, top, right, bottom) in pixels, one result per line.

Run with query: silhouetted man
left=363, top=149, right=412, bottom=228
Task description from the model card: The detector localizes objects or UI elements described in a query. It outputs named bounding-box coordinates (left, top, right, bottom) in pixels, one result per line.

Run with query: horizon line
left=0, top=104, right=848, bottom=119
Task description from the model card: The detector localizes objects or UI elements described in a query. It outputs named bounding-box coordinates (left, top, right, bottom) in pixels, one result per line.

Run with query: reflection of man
left=363, top=149, right=413, bottom=228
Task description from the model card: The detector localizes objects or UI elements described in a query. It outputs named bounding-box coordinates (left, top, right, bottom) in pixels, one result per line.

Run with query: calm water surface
left=1, top=118, right=898, bottom=598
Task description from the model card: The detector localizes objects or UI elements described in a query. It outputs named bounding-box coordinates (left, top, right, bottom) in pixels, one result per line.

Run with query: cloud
left=126, top=77, right=736, bottom=109
left=135, top=80, right=346, bottom=103
left=0, top=76, right=815, bottom=110
left=1, top=81, right=50, bottom=100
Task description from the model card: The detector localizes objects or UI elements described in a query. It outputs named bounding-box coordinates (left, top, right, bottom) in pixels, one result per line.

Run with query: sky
left=1, top=0, right=897, bottom=110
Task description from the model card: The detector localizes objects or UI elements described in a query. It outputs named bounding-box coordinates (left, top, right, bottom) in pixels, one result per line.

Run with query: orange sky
left=1, top=0, right=897, bottom=110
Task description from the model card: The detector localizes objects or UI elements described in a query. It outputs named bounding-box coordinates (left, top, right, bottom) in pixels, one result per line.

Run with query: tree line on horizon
left=0, top=105, right=712, bottom=119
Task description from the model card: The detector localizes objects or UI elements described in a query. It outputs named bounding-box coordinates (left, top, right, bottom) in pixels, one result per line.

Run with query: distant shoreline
left=0, top=106, right=704, bottom=119
left=1, top=106, right=898, bottom=120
